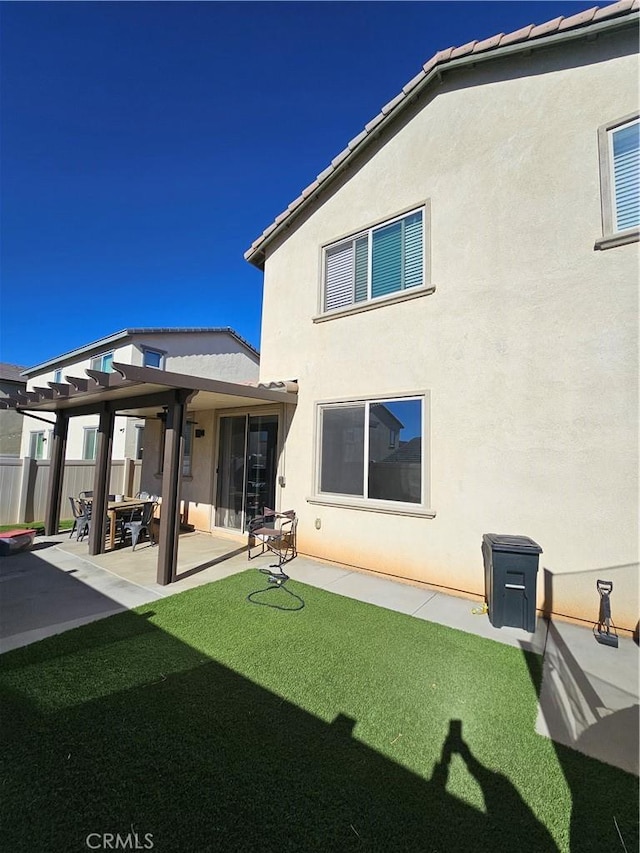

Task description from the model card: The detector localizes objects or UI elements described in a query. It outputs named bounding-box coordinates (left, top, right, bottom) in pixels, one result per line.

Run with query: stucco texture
left=257, top=33, right=639, bottom=628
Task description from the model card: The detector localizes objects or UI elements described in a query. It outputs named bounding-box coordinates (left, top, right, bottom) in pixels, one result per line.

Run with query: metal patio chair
left=248, top=508, right=297, bottom=573
left=68, top=497, right=84, bottom=538
left=75, top=499, right=92, bottom=543
left=121, top=501, right=158, bottom=550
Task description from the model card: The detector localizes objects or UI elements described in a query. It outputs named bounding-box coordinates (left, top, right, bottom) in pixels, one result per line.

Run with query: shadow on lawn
left=0, top=610, right=560, bottom=853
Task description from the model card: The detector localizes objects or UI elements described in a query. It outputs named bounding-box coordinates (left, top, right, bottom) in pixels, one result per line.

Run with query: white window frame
left=596, top=113, right=639, bottom=250
left=317, top=203, right=433, bottom=320
left=90, top=352, right=114, bottom=372
left=309, top=392, right=434, bottom=517
left=82, top=427, right=98, bottom=460
left=142, top=347, right=165, bottom=369
left=29, top=430, right=47, bottom=460
left=134, top=424, right=145, bottom=461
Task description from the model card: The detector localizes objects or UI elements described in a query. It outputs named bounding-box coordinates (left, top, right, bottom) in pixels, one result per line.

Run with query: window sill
left=594, top=229, right=639, bottom=250
left=307, top=495, right=436, bottom=518
left=313, top=284, right=435, bottom=323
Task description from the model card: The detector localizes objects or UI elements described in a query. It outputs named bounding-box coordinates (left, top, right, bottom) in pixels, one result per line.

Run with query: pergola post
left=88, top=406, right=115, bottom=556
left=44, top=411, right=69, bottom=536
left=157, top=390, right=191, bottom=585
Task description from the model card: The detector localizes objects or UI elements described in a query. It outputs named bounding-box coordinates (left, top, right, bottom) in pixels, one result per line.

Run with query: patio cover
left=1, top=363, right=298, bottom=585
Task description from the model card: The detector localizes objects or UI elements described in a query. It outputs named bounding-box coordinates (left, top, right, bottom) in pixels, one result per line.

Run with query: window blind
left=612, top=121, right=639, bottom=232
left=372, top=221, right=402, bottom=298
left=325, top=242, right=355, bottom=311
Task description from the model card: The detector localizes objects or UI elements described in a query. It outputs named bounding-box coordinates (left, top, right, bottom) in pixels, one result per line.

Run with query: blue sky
left=1, top=0, right=597, bottom=368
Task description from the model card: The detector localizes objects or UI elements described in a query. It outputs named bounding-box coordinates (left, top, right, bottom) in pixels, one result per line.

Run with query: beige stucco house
left=245, top=4, right=639, bottom=629
left=11, top=327, right=296, bottom=538
left=20, top=327, right=260, bottom=465
left=13, top=328, right=262, bottom=529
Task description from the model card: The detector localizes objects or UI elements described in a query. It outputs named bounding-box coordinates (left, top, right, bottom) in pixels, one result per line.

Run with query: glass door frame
left=211, top=403, right=283, bottom=534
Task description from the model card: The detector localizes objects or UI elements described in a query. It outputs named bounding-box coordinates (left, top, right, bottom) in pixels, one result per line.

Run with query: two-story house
left=20, top=327, right=260, bottom=461
left=244, top=4, right=639, bottom=629
left=16, top=328, right=262, bottom=530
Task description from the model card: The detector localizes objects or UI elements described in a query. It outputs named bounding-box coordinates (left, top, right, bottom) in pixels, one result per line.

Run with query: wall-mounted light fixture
left=195, top=429, right=205, bottom=438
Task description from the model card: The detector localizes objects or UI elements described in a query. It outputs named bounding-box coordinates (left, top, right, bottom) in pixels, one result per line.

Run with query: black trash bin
left=482, top=534, right=542, bottom=632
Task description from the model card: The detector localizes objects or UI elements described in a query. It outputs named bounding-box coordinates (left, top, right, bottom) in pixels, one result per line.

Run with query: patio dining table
left=84, top=497, right=154, bottom=551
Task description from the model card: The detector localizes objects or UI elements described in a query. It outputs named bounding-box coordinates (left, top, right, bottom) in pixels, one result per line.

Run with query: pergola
left=2, top=363, right=297, bottom=585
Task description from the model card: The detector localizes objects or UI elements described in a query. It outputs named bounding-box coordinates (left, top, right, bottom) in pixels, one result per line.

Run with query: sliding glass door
left=215, top=413, right=278, bottom=531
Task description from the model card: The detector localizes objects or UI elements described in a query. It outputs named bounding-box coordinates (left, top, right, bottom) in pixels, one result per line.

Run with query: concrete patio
left=0, top=529, right=637, bottom=775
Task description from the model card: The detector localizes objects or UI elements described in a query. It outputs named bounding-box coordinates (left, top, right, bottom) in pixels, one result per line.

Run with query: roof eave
left=21, top=327, right=260, bottom=377
left=245, top=10, right=639, bottom=270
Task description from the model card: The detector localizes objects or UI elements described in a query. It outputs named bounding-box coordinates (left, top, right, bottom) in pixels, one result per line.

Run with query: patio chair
left=121, top=501, right=157, bottom=550
left=75, top=499, right=92, bottom=543
left=78, top=490, right=93, bottom=500
left=75, top=499, right=123, bottom=545
left=248, top=508, right=297, bottom=574
left=68, top=497, right=84, bottom=538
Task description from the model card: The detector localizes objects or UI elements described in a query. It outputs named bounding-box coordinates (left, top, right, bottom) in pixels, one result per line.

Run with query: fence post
left=123, top=457, right=134, bottom=497
left=17, top=456, right=35, bottom=524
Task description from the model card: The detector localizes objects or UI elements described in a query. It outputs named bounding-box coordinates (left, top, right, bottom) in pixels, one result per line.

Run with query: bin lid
left=482, top=534, right=542, bottom=554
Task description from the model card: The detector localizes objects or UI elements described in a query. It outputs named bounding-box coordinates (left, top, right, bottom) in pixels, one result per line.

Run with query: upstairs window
left=323, top=208, right=424, bottom=313
left=143, top=348, right=164, bottom=369
left=53, top=369, right=62, bottom=384
left=598, top=115, right=639, bottom=247
left=90, top=352, right=114, bottom=372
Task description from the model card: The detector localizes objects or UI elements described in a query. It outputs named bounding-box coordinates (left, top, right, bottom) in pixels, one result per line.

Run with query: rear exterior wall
left=257, top=34, right=639, bottom=628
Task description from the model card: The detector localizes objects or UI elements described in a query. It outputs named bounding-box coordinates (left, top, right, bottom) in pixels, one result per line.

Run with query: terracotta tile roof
left=246, top=0, right=638, bottom=267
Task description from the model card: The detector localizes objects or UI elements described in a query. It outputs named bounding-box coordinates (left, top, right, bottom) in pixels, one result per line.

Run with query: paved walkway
left=1, top=532, right=637, bottom=775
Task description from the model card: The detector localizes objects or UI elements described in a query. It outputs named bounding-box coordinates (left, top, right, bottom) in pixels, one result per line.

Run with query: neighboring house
left=244, top=4, right=639, bottom=628
left=18, top=328, right=261, bottom=529
left=0, top=363, right=27, bottom=456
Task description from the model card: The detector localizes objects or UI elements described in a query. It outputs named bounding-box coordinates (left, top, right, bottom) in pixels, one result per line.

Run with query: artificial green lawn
left=1, top=571, right=637, bottom=852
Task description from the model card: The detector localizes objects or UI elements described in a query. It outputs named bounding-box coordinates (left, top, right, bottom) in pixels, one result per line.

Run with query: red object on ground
left=0, top=529, right=37, bottom=556
left=0, top=530, right=37, bottom=539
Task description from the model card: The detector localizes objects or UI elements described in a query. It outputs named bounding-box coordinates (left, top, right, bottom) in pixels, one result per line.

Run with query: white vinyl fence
left=0, top=457, right=142, bottom=525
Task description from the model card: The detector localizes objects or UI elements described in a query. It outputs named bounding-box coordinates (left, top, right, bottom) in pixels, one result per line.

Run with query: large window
left=318, top=397, right=424, bottom=505
left=83, top=427, right=97, bottom=460
left=323, top=208, right=425, bottom=313
left=90, top=352, right=114, bottom=372
left=598, top=115, right=639, bottom=247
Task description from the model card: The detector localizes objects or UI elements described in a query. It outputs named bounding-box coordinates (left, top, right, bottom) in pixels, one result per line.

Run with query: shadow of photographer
left=430, top=719, right=558, bottom=852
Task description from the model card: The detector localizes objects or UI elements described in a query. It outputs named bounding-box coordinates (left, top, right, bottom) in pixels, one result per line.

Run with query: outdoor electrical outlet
left=315, top=518, right=321, bottom=530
